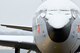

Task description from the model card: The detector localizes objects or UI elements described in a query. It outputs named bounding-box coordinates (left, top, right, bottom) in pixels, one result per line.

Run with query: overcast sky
left=0, top=0, right=43, bottom=32
left=0, top=0, right=43, bottom=26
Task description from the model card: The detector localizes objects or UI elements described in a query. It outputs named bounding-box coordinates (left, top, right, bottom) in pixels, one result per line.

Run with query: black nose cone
left=46, top=20, right=72, bottom=43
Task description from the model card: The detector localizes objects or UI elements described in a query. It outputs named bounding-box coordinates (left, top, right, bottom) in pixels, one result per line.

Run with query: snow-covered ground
left=0, top=46, right=36, bottom=53
left=0, top=35, right=35, bottom=53
left=0, top=35, right=34, bottom=43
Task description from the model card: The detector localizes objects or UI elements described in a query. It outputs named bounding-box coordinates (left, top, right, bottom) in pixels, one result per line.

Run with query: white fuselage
left=33, top=0, right=80, bottom=53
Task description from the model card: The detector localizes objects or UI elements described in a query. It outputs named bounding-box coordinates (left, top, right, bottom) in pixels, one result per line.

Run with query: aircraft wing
left=0, top=35, right=40, bottom=52
left=0, top=24, right=40, bottom=52
left=1, top=24, right=32, bottom=31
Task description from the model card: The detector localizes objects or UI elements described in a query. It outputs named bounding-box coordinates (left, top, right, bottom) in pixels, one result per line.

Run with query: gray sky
left=0, top=0, right=42, bottom=26
left=0, top=0, right=43, bottom=32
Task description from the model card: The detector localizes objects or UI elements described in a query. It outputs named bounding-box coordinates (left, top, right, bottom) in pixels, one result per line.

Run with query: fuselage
left=33, top=0, right=80, bottom=53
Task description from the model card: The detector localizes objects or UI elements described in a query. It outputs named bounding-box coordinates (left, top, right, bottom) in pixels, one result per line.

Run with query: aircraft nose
left=46, top=16, right=73, bottom=42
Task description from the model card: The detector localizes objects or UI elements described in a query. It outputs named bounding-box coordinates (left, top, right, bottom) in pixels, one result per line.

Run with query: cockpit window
left=38, top=9, right=78, bottom=20
left=45, top=9, right=72, bottom=20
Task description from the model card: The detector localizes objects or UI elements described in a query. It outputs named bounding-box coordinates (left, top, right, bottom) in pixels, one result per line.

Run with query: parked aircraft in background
left=1, top=0, right=80, bottom=53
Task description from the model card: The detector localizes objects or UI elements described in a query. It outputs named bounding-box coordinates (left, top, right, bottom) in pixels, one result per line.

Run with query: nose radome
left=48, top=14, right=70, bottom=29
left=46, top=14, right=72, bottom=42
left=46, top=18, right=72, bottom=42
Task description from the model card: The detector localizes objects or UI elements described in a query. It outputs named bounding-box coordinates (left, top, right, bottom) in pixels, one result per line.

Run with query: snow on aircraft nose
left=46, top=10, right=71, bottom=29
